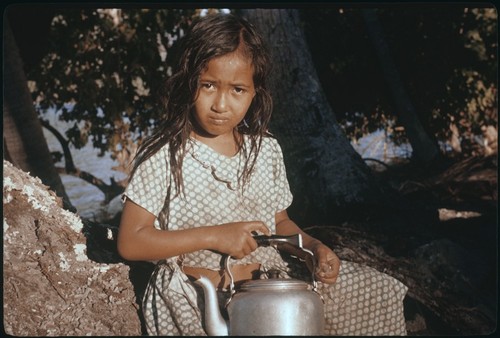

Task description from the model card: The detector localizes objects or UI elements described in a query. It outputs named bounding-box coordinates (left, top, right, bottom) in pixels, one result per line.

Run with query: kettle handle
left=252, top=234, right=303, bottom=247
left=225, top=234, right=318, bottom=299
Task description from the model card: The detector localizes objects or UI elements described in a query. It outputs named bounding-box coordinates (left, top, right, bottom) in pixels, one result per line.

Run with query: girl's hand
left=310, top=242, right=340, bottom=284
left=211, top=221, right=271, bottom=259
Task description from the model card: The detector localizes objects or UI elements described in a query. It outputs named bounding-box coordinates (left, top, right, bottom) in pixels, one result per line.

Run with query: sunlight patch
left=438, top=208, right=482, bottom=221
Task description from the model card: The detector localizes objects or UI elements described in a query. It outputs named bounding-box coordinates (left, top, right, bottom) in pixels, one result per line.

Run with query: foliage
left=302, top=5, right=497, bottom=157
left=28, top=6, right=497, bottom=166
left=28, top=8, right=199, bottom=160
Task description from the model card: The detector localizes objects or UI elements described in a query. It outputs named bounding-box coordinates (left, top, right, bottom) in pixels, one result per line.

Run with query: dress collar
left=188, top=137, right=247, bottom=190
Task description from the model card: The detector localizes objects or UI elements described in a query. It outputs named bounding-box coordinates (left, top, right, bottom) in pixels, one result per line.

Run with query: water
left=42, top=108, right=412, bottom=221
left=352, top=129, right=412, bottom=164
left=42, top=108, right=126, bottom=222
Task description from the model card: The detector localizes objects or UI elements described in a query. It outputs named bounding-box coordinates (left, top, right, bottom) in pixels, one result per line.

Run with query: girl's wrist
left=306, top=239, right=324, bottom=253
left=200, top=225, right=220, bottom=252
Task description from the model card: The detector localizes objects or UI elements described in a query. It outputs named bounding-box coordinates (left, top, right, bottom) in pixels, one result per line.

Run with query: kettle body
left=227, top=279, right=324, bottom=335
left=196, top=234, right=325, bottom=336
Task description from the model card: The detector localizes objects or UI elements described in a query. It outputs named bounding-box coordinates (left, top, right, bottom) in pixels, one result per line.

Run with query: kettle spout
left=195, top=275, right=229, bottom=336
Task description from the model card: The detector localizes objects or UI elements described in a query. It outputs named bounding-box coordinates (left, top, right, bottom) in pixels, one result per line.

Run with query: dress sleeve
left=123, top=146, right=170, bottom=217
left=271, top=138, right=294, bottom=212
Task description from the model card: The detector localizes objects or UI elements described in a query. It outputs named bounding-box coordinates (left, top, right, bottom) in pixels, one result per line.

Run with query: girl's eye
left=201, top=83, right=215, bottom=90
left=233, top=87, right=246, bottom=94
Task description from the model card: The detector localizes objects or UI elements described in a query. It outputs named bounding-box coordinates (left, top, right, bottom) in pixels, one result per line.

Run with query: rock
left=3, top=160, right=142, bottom=336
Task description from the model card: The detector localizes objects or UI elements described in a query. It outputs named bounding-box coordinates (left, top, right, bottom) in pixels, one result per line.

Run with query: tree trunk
left=240, top=9, right=382, bottom=224
left=3, top=16, right=73, bottom=209
left=361, top=8, right=440, bottom=164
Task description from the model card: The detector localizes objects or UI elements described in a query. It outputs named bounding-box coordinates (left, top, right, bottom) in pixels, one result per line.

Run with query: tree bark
left=361, top=8, right=440, bottom=164
left=3, top=16, right=73, bottom=209
left=240, top=9, right=382, bottom=224
left=3, top=160, right=142, bottom=336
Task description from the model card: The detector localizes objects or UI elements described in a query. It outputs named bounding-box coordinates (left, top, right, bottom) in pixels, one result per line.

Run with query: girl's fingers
left=328, top=257, right=341, bottom=274
left=248, top=221, right=271, bottom=236
left=314, top=250, right=340, bottom=283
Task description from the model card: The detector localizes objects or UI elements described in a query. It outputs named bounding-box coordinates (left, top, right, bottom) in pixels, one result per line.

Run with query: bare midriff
left=183, top=263, right=261, bottom=290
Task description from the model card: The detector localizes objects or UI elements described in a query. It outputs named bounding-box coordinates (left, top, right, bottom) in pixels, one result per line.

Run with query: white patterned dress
left=123, top=136, right=408, bottom=335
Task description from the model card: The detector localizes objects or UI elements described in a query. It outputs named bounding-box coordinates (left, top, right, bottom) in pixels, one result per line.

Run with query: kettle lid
left=240, top=278, right=310, bottom=291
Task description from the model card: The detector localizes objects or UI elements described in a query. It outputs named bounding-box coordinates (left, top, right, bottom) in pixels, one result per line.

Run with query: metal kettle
left=195, top=234, right=325, bottom=336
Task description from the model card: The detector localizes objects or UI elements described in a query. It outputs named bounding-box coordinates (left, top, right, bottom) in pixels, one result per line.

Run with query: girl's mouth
left=209, top=117, right=229, bottom=125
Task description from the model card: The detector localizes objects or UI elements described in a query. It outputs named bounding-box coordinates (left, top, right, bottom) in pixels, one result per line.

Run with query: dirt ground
left=320, top=152, right=498, bottom=335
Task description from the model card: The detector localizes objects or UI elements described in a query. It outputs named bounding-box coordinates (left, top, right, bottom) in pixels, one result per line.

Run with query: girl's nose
left=212, top=91, right=227, bottom=112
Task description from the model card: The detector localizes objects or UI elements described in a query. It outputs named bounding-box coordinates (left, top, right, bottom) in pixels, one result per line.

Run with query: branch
left=40, top=118, right=77, bottom=173
left=363, top=157, right=390, bottom=170
left=40, top=118, right=125, bottom=202
left=54, top=166, right=125, bottom=203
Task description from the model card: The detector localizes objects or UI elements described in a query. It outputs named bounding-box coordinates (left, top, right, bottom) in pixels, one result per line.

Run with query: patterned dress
left=123, top=136, right=408, bottom=335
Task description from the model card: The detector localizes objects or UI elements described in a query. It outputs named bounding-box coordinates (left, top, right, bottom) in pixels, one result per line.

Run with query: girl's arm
left=117, top=198, right=271, bottom=261
left=275, top=209, right=340, bottom=284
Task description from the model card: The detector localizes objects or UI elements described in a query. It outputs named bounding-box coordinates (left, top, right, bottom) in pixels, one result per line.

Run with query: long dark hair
left=130, top=13, right=273, bottom=195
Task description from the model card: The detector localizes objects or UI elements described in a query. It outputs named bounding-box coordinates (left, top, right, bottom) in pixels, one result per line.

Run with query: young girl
left=118, top=13, right=408, bottom=336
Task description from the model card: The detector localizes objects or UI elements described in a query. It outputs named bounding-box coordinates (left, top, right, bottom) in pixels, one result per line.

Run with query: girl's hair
left=130, top=13, right=273, bottom=195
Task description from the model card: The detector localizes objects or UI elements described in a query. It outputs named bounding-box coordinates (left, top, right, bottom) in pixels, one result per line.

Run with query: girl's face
left=193, top=51, right=255, bottom=139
